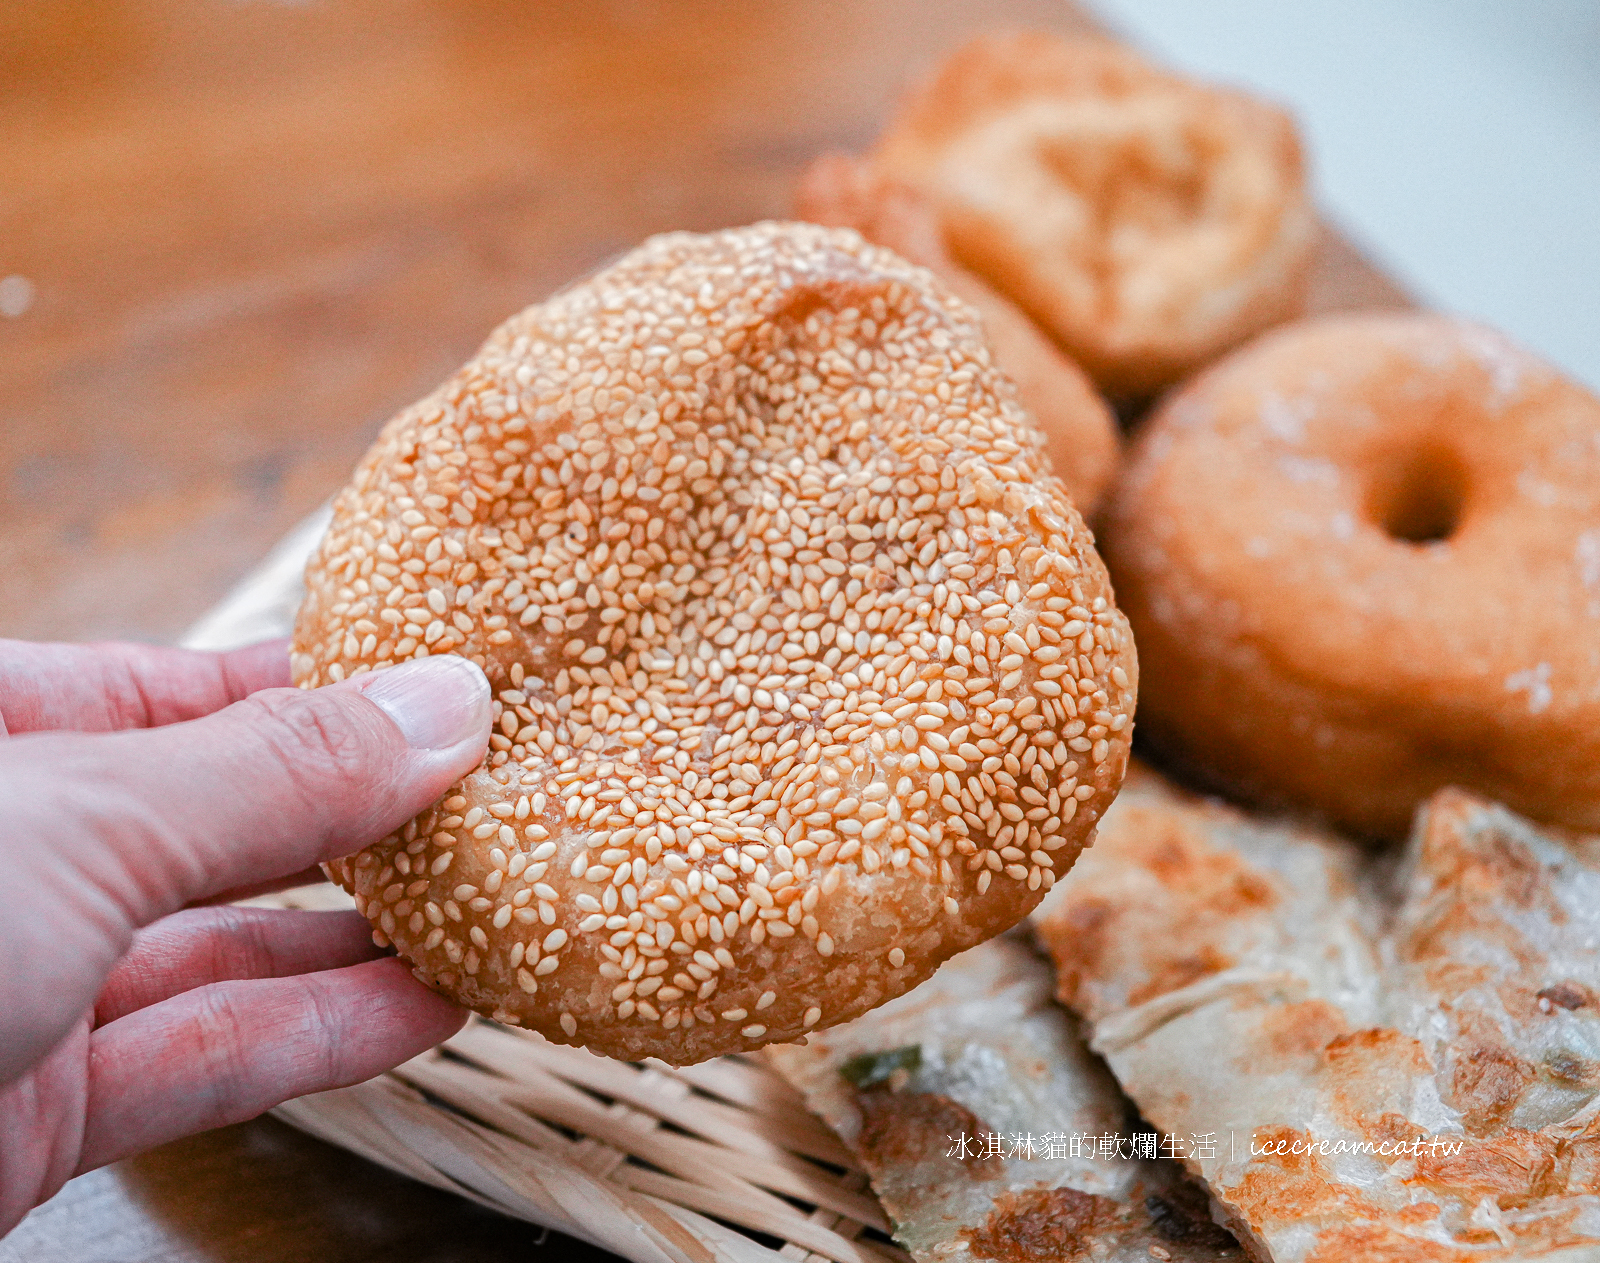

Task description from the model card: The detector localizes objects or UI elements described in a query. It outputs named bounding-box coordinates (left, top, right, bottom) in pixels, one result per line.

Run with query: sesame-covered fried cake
left=1034, top=769, right=1600, bottom=1261
left=293, top=221, right=1137, bottom=1063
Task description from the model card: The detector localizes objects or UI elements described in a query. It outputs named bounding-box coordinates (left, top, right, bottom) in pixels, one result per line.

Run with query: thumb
left=26, top=654, right=493, bottom=928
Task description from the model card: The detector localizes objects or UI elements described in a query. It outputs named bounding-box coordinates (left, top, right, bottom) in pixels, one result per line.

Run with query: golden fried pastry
left=767, top=932, right=1242, bottom=1262
left=795, top=153, right=1119, bottom=513
left=1034, top=768, right=1600, bottom=1262
left=293, top=222, right=1137, bottom=1063
left=873, top=33, right=1315, bottom=396
left=1105, top=313, right=1600, bottom=837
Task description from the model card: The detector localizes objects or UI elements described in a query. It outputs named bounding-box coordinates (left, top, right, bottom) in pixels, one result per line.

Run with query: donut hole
left=1368, top=445, right=1468, bottom=544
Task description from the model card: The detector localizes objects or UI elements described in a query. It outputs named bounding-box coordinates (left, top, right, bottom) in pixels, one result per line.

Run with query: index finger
left=0, top=638, right=290, bottom=736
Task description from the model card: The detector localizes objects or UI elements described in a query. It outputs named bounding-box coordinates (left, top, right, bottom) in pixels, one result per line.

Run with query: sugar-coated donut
left=1106, top=312, right=1600, bottom=838
left=872, top=33, right=1315, bottom=397
left=293, top=222, right=1138, bottom=1063
left=795, top=153, right=1120, bottom=514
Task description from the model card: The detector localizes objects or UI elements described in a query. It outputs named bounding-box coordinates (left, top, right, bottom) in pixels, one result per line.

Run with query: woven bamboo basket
left=189, top=509, right=906, bottom=1263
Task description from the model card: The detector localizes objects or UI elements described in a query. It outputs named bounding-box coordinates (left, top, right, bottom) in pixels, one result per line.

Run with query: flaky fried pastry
left=1035, top=769, right=1600, bottom=1262
left=767, top=932, right=1242, bottom=1262
left=873, top=33, right=1315, bottom=396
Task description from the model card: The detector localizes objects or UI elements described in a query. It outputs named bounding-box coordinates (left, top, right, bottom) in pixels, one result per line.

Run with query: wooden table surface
left=0, top=1, right=1407, bottom=1258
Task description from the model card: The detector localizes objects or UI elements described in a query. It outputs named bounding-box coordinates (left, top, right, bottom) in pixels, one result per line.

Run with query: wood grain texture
left=0, top=1118, right=612, bottom=1263
left=0, top=0, right=1408, bottom=1258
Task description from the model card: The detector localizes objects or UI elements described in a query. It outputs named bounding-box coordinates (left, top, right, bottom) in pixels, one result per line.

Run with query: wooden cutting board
left=0, top=1, right=1409, bottom=1259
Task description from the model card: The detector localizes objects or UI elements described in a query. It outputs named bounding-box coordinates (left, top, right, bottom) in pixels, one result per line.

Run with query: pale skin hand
left=0, top=639, right=493, bottom=1236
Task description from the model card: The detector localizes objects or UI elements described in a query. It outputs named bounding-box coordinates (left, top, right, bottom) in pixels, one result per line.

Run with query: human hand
left=0, top=638, right=492, bottom=1234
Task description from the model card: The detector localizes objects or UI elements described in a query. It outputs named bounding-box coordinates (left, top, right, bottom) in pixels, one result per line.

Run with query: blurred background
left=4, top=1, right=1596, bottom=653
left=0, top=3, right=1593, bottom=1261
left=1097, top=0, right=1600, bottom=394
left=5, top=0, right=1591, bottom=652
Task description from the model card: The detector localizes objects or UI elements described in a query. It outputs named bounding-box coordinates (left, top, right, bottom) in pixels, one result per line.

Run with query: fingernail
left=355, top=656, right=492, bottom=750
